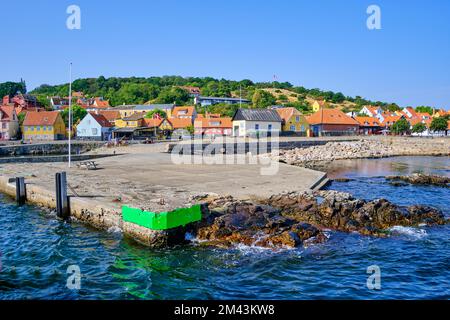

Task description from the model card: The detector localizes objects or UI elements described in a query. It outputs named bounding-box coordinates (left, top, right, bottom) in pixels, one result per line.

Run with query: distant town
left=0, top=78, right=449, bottom=143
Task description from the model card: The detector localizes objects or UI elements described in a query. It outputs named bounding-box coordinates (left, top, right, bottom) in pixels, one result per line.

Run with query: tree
left=415, top=106, right=433, bottom=115
left=391, top=118, right=410, bottom=135
left=252, top=90, right=276, bottom=108
left=430, top=117, right=448, bottom=132
left=145, top=109, right=167, bottom=119
left=411, top=122, right=426, bottom=134
left=155, top=87, right=190, bottom=105
left=0, top=81, right=27, bottom=97
left=61, top=105, right=87, bottom=127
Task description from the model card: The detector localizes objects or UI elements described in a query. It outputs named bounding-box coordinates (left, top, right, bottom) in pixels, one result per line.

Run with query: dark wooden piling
left=55, top=172, right=70, bottom=219
left=15, top=177, right=26, bottom=205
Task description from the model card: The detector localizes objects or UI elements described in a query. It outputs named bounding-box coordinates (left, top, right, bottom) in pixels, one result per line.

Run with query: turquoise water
left=0, top=156, right=449, bottom=299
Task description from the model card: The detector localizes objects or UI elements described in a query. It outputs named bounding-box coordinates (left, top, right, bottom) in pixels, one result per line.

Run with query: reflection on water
left=325, top=156, right=450, bottom=179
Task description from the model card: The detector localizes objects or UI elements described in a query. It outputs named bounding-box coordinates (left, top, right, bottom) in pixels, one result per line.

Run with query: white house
left=359, top=106, right=382, bottom=118
left=77, top=113, right=113, bottom=141
left=231, top=109, right=282, bottom=137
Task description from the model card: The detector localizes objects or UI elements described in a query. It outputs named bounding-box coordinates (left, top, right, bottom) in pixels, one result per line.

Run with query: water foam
left=389, top=226, right=427, bottom=239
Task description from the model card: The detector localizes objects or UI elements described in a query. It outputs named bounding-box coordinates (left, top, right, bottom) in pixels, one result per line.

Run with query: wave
left=389, top=226, right=427, bottom=239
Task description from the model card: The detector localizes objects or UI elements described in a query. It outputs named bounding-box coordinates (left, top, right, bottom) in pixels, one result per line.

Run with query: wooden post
left=15, top=177, right=26, bottom=205
left=55, top=172, right=70, bottom=219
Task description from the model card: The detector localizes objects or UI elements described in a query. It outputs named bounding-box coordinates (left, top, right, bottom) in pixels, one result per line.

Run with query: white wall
left=232, top=120, right=281, bottom=137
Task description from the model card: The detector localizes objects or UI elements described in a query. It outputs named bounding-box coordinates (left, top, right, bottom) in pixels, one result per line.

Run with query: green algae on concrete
left=122, top=204, right=202, bottom=230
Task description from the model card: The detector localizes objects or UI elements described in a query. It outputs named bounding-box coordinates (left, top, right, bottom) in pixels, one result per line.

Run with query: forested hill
left=27, top=75, right=402, bottom=113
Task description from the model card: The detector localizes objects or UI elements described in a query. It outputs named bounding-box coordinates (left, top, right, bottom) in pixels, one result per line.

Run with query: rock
left=194, top=198, right=325, bottom=249
left=332, top=178, right=354, bottom=182
left=261, top=190, right=447, bottom=236
left=386, top=174, right=450, bottom=187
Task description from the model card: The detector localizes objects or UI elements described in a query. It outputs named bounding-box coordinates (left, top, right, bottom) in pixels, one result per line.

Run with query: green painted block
left=122, top=204, right=202, bottom=230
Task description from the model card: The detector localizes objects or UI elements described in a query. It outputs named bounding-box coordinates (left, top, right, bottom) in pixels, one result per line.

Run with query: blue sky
left=1, top=0, right=449, bottom=109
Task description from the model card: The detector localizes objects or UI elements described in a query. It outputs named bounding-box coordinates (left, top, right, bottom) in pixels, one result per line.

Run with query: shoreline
left=0, top=137, right=448, bottom=248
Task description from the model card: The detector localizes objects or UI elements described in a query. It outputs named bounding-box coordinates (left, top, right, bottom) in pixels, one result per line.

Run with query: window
left=30, top=127, right=34, bottom=131
left=37, top=126, right=40, bottom=131
left=290, top=125, right=296, bottom=131
left=43, top=126, right=47, bottom=131
left=301, top=125, right=305, bottom=132
left=255, top=124, right=260, bottom=130
left=92, top=128, right=98, bottom=135
left=2, top=123, right=6, bottom=129
left=295, top=116, right=300, bottom=122
left=268, top=124, right=272, bottom=131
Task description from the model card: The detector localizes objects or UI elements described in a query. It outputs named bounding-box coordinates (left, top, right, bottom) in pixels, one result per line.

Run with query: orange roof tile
left=194, top=117, right=232, bottom=129
left=169, top=118, right=192, bottom=129
left=307, top=108, right=359, bottom=125
left=172, top=106, right=195, bottom=118
left=98, top=110, right=121, bottom=122
left=275, top=107, right=301, bottom=122
left=23, top=111, right=61, bottom=126
left=89, top=113, right=113, bottom=127
left=144, top=118, right=163, bottom=128
left=0, top=105, right=16, bottom=121
left=354, top=116, right=381, bottom=127
left=382, top=115, right=403, bottom=126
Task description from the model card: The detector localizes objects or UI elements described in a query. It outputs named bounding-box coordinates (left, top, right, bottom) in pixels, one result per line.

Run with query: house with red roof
left=306, top=108, right=359, bottom=136
left=171, top=106, right=197, bottom=120
left=77, top=112, right=113, bottom=140
left=194, top=117, right=232, bottom=136
left=359, top=105, right=383, bottom=118
left=402, top=107, right=418, bottom=119
left=0, top=105, right=19, bottom=140
left=354, top=116, right=382, bottom=135
left=23, top=111, right=66, bottom=141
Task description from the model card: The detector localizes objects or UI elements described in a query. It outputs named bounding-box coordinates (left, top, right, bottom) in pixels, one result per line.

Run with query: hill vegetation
left=0, top=76, right=417, bottom=115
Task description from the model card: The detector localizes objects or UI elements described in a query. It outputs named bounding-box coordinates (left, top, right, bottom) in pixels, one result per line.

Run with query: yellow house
left=275, top=107, right=310, bottom=133
left=114, top=104, right=174, bottom=119
left=23, top=111, right=66, bottom=141
left=312, top=100, right=328, bottom=113
left=114, top=112, right=146, bottom=128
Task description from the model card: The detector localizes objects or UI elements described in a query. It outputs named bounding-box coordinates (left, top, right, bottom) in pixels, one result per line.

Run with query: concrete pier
left=0, top=143, right=327, bottom=247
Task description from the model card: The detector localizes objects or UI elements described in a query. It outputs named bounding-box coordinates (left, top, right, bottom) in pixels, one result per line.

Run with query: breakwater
left=0, top=142, right=102, bottom=157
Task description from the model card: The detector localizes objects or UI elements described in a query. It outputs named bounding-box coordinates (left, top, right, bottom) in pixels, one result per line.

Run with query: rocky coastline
left=187, top=189, right=447, bottom=249
left=270, top=138, right=449, bottom=168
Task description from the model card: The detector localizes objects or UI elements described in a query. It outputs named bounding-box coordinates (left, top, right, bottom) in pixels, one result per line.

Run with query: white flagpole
left=68, top=63, right=72, bottom=167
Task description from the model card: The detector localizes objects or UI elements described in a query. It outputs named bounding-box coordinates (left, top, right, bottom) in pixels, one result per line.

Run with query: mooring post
left=55, top=172, right=70, bottom=219
left=15, top=177, right=26, bottom=205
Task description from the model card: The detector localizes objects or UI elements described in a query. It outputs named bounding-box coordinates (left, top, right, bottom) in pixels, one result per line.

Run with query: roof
left=362, top=105, right=381, bottom=114
left=89, top=113, right=113, bottom=127
left=382, top=115, right=403, bottom=125
left=93, top=98, right=110, bottom=109
left=403, top=107, right=418, bottom=118
left=172, top=106, right=195, bottom=118
left=23, top=111, right=60, bottom=126
left=354, top=116, right=382, bottom=127
left=194, top=117, right=232, bottom=128
left=307, top=108, right=359, bottom=125
left=122, top=112, right=146, bottom=121
left=168, top=118, right=192, bottom=129
left=417, top=112, right=431, bottom=118
left=407, top=117, right=423, bottom=126
left=232, top=109, right=282, bottom=122
left=0, top=105, right=16, bottom=121
left=98, top=110, right=121, bottom=121
left=275, top=107, right=301, bottom=122
left=51, top=97, right=69, bottom=105
left=144, top=118, right=163, bottom=128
